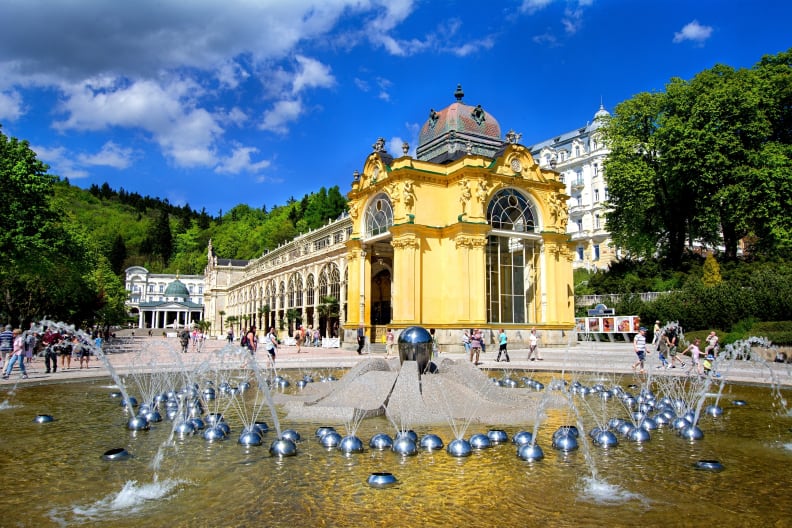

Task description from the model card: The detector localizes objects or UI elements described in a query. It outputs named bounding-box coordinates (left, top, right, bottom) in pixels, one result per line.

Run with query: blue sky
left=1, top=0, right=790, bottom=216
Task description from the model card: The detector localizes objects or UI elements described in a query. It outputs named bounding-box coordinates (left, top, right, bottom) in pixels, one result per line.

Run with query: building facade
left=203, top=86, right=577, bottom=349
left=125, top=267, right=205, bottom=329
left=530, top=104, right=617, bottom=270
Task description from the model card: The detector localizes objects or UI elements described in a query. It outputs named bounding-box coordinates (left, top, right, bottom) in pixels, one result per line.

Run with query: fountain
left=1, top=323, right=791, bottom=526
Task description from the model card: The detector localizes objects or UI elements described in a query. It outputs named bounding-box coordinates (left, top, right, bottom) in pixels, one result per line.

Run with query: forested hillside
left=56, top=180, right=348, bottom=276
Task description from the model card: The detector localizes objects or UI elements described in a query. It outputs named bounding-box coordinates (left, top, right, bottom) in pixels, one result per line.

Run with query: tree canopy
left=602, top=48, right=792, bottom=264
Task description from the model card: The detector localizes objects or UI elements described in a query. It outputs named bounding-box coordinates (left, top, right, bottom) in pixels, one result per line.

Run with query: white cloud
left=32, top=144, right=88, bottom=179
left=0, top=90, right=24, bottom=121
left=562, top=7, right=585, bottom=34
left=78, top=141, right=135, bottom=169
left=354, top=78, right=369, bottom=92
left=520, top=0, right=554, bottom=14
left=261, top=99, right=304, bottom=134
left=673, top=20, right=713, bottom=44
left=216, top=145, right=271, bottom=174
left=291, top=56, right=335, bottom=95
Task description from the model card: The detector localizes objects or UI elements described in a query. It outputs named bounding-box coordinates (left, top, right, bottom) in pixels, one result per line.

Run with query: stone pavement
left=1, top=337, right=790, bottom=388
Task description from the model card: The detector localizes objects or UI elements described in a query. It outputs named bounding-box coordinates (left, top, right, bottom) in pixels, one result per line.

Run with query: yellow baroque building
left=204, top=86, right=576, bottom=350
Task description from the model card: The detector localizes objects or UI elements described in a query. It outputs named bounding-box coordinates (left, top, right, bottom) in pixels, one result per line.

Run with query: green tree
left=89, top=255, right=130, bottom=335
left=702, top=254, right=722, bottom=287
left=109, top=233, right=127, bottom=275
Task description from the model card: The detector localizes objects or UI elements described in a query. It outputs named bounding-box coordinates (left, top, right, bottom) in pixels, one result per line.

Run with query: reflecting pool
left=0, top=371, right=790, bottom=527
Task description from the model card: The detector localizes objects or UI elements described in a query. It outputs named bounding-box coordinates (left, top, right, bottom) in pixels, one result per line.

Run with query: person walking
left=245, top=326, right=257, bottom=355
left=631, top=327, right=648, bottom=374
left=0, top=324, right=14, bottom=367
left=470, top=328, right=482, bottom=365
left=666, top=328, right=684, bottom=369
left=356, top=324, right=365, bottom=355
left=43, top=328, right=60, bottom=373
left=496, top=329, right=510, bottom=362
left=526, top=328, right=542, bottom=360
left=178, top=328, right=190, bottom=353
left=462, top=329, right=471, bottom=360
left=683, top=338, right=704, bottom=377
left=264, top=327, right=278, bottom=363
left=3, top=329, right=28, bottom=379
left=385, top=328, right=395, bottom=358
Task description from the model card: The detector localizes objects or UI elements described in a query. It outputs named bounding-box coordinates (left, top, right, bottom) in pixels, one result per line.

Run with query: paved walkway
left=2, top=337, right=790, bottom=388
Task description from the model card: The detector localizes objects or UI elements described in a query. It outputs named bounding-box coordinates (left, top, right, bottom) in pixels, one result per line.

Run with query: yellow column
left=391, top=234, right=420, bottom=324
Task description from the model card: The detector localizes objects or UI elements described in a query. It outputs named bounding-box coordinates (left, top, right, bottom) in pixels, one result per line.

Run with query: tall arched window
left=287, top=276, right=296, bottom=308
left=364, top=193, right=393, bottom=239
left=485, top=188, right=541, bottom=324
left=306, top=274, right=315, bottom=305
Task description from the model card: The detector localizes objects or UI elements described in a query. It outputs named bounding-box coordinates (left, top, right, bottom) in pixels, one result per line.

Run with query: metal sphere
left=512, top=430, right=534, bottom=446
left=203, top=426, right=226, bottom=442
left=487, top=429, right=509, bottom=444
left=145, top=410, right=163, bottom=423
left=608, top=418, right=625, bottom=430
left=369, top=433, right=394, bottom=450
left=392, top=436, right=418, bottom=456
left=553, top=426, right=579, bottom=439
left=706, top=405, right=724, bottom=417
left=339, top=435, right=365, bottom=454
left=469, top=433, right=492, bottom=449
left=320, top=431, right=342, bottom=448
left=695, top=459, right=724, bottom=472
left=617, top=421, right=634, bottom=436
left=127, top=416, right=150, bottom=431
left=205, top=413, right=224, bottom=425
left=121, top=397, right=138, bottom=408
left=202, top=388, right=216, bottom=401
left=640, top=417, right=658, bottom=431
left=447, top=438, right=472, bottom=457
left=281, top=429, right=301, bottom=443
left=252, top=421, right=269, bottom=435
left=33, top=414, right=54, bottom=423
left=109, top=391, right=122, bottom=399
left=397, top=325, right=433, bottom=375
left=216, top=422, right=231, bottom=436
left=189, top=417, right=205, bottom=430
left=599, top=390, right=613, bottom=401
left=297, top=380, right=307, bottom=389
left=594, top=430, right=619, bottom=448
left=552, top=433, right=578, bottom=451
left=367, top=472, right=398, bottom=488
left=396, top=430, right=418, bottom=443
left=678, top=425, right=704, bottom=440
left=315, top=426, right=336, bottom=438
left=174, top=421, right=196, bottom=435
left=672, top=417, right=691, bottom=430
left=420, top=434, right=444, bottom=450
left=238, top=381, right=251, bottom=393
left=732, top=399, right=747, bottom=406
left=628, top=427, right=651, bottom=443
left=102, top=447, right=131, bottom=461
left=238, top=429, right=263, bottom=446
left=269, top=438, right=297, bottom=457
left=652, top=413, right=670, bottom=426
left=517, top=443, right=544, bottom=461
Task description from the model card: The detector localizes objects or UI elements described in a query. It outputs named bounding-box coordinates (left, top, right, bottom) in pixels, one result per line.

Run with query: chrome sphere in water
left=202, top=388, right=216, bottom=400
left=102, top=447, right=131, bottom=461
left=252, top=421, right=269, bottom=435
left=469, top=433, right=492, bottom=449
left=517, top=443, right=544, bottom=461
left=281, top=429, right=301, bottom=443
left=189, top=417, right=205, bottom=430
left=552, top=432, right=578, bottom=451
left=367, top=472, right=398, bottom=488
left=733, top=399, right=747, bottom=406
left=315, top=426, right=336, bottom=438
left=270, top=438, right=297, bottom=457
left=369, top=433, right=393, bottom=450
left=121, top=396, right=138, bottom=408
left=174, top=421, right=196, bottom=436
left=679, top=425, right=704, bottom=440
left=339, top=435, right=365, bottom=454
left=640, top=417, right=658, bottom=431
left=672, top=417, right=691, bottom=430
left=512, top=430, right=533, bottom=446
left=594, top=430, right=619, bottom=448
left=238, top=429, right=263, bottom=446
left=695, top=459, right=724, bottom=472
left=33, top=414, right=54, bottom=424
left=447, top=438, right=472, bottom=457
left=397, top=325, right=433, bottom=375
left=144, top=410, right=162, bottom=423
left=617, top=421, right=634, bottom=436
left=396, top=430, right=418, bottom=442
left=205, top=413, right=224, bottom=425
left=420, top=434, right=444, bottom=450
left=320, top=431, right=342, bottom=448
left=487, top=429, right=509, bottom=444
left=392, top=436, right=418, bottom=456
left=628, top=427, right=651, bottom=443
left=127, top=416, right=149, bottom=431
left=203, top=426, right=226, bottom=441
left=706, top=405, right=724, bottom=417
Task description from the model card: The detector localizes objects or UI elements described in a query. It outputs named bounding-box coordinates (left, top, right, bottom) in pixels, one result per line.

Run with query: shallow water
left=0, top=371, right=790, bottom=527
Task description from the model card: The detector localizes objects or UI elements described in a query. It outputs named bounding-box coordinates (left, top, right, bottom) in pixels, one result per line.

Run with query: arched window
left=287, top=276, right=296, bottom=308
left=485, top=189, right=541, bottom=324
left=296, top=274, right=303, bottom=308
left=487, top=188, right=538, bottom=233
left=306, top=274, right=315, bottom=305
left=364, top=193, right=393, bottom=239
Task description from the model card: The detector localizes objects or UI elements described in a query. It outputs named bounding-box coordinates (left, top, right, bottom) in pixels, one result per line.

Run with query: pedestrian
left=683, top=338, right=704, bottom=377
left=0, top=324, right=14, bottom=367
left=77, top=336, right=90, bottom=369
left=496, top=329, right=509, bottom=362
left=704, top=331, right=719, bottom=356
left=385, top=328, right=395, bottom=357
left=462, top=329, right=471, bottom=359
left=631, top=327, right=648, bottom=374
left=652, top=320, right=662, bottom=347
left=245, top=326, right=257, bottom=355
left=666, top=328, right=685, bottom=369
left=264, top=326, right=278, bottom=363
left=42, top=328, right=60, bottom=373
left=227, top=329, right=233, bottom=343
left=59, top=335, right=73, bottom=370
left=313, top=327, right=320, bottom=347
left=178, top=328, right=190, bottom=353
left=2, top=329, right=27, bottom=379
left=295, top=325, right=304, bottom=353
left=527, top=328, right=542, bottom=360
left=470, top=328, right=482, bottom=365
left=430, top=328, right=439, bottom=358
left=24, top=329, right=38, bottom=365
left=356, top=324, right=365, bottom=355
left=656, top=331, right=670, bottom=369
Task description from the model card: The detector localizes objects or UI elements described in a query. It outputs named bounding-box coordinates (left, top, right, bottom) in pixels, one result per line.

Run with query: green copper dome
left=164, top=279, right=190, bottom=299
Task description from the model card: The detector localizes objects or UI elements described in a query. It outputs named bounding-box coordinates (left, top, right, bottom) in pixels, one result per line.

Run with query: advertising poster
left=602, top=317, right=615, bottom=333
left=576, top=318, right=586, bottom=332
left=587, top=318, right=600, bottom=332
left=616, top=317, right=632, bottom=332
